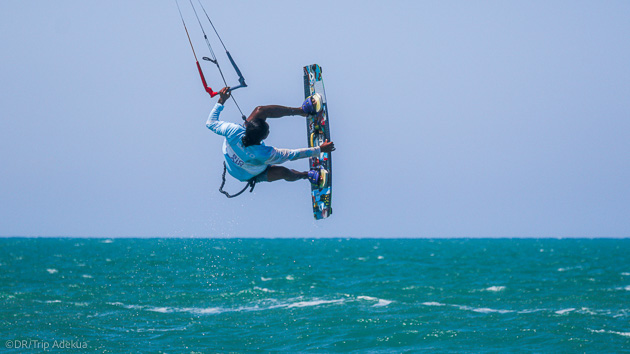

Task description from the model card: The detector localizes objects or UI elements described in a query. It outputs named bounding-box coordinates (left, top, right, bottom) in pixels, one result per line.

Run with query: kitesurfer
left=206, top=87, right=334, bottom=186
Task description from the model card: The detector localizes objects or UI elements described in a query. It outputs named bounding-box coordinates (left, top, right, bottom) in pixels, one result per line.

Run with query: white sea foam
left=578, top=307, right=598, bottom=315
left=253, top=287, right=275, bottom=293
left=377, top=256, right=385, bottom=260
left=46, top=269, right=58, bottom=274
left=285, top=275, right=294, bottom=281
left=374, top=299, right=392, bottom=307
left=107, top=302, right=144, bottom=311
left=45, top=300, right=62, bottom=304
left=589, top=329, right=630, bottom=337
left=136, top=326, right=188, bottom=333
left=483, top=286, right=506, bottom=292
left=108, top=297, right=346, bottom=316
left=184, top=307, right=224, bottom=315
left=101, top=239, right=113, bottom=243
left=555, top=308, right=575, bottom=315
left=250, top=298, right=346, bottom=311
left=147, top=306, right=228, bottom=315
left=426, top=303, right=514, bottom=314
left=473, top=308, right=513, bottom=314
left=455, top=305, right=514, bottom=314
left=287, top=299, right=344, bottom=308
left=148, top=307, right=173, bottom=313
left=518, top=309, right=546, bottom=314
left=557, top=266, right=583, bottom=272
left=357, top=296, right=392, bottom=307
left=621, top=272, right=630, bottom=276
left=82, top=274, right=93, bottom=279
left=357, top=296, right=378, bottom=301
left=260, top=277, right=272, bottom=282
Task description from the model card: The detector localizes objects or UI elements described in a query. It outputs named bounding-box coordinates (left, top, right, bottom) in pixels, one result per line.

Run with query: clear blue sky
left=1, top=1, right=629, bottom=237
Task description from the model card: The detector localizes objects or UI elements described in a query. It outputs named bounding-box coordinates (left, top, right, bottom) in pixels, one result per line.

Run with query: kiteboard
left=304, top=64, right=332, bottom=220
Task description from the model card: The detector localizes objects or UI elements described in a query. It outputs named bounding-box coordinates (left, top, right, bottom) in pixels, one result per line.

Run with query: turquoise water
left=1, top=238, right=629, bottom=352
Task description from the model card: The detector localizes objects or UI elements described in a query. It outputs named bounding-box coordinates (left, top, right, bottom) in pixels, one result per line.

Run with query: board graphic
left=304, top=64, right=332, bottom=220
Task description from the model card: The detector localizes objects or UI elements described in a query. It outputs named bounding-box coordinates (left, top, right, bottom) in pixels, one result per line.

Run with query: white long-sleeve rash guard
left=206, top=103, right=321, bottom=181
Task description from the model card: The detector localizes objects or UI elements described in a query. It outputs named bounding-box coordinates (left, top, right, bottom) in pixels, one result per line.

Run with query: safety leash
left=218, top=162, right=256, bottom=198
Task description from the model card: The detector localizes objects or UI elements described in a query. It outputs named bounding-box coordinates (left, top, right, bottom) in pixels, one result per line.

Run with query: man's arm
left=263, top=146, right=321, bottom=165
left=263, top=140, right=335, bottom=165
left=206, top=103, right=242, bottom=137
left=205, top=88, right=242, bottom=137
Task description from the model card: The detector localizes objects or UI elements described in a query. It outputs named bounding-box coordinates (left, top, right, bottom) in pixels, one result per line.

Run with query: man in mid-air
left=206, top=87, right=334, bottom=187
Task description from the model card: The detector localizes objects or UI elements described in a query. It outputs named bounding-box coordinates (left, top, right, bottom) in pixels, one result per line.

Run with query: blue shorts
left=252, top=165, right=270, bottom=183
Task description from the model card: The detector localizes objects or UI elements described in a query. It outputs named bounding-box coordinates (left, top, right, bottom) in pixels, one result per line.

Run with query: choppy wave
left=483, top=286, right=506, bottom=292
left=253, top=286, right=275, bottom=293
left=454, top=305, right=514, bottom=314
left=107, top=297, right=347, bottom=316
left=589, top=329, right=630, bottom=338
left=555, top=308, right=575, bottom=315
left=135, top=326, right=189, bottom=333
left=286, top=299, right=344, bottom=308
left=421, top=301, right=512, bottom=313
left=421, top=302, right=629, bottom=318
left=357, top=296, right=393, bottom=307
left=106, top=294, right=397, bottom=316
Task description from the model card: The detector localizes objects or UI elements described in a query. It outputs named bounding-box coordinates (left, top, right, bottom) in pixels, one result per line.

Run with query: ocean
left=1, top=238, right=629, bottom=352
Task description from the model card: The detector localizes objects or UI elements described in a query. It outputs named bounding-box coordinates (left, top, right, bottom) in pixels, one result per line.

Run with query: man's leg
left=247, top=105, right=306, bottom=123
left=266, top=165, right=308, bottom=182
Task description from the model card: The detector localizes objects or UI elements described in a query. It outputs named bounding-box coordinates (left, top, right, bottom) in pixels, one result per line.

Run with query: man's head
left=242, top=119, right=269, bottom=147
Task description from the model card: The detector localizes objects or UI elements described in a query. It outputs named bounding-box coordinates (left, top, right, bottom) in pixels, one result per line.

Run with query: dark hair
left=242, top=120, right=269, bottom=147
